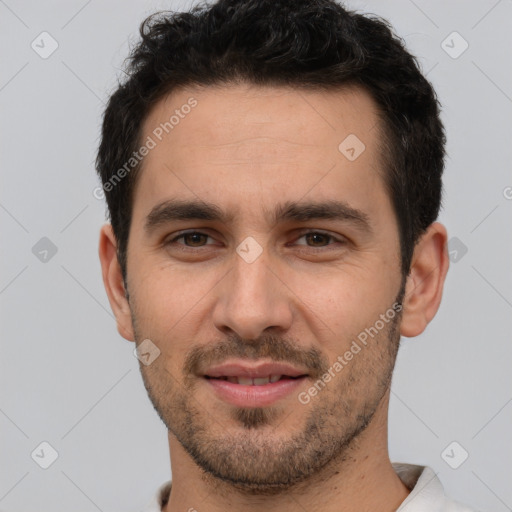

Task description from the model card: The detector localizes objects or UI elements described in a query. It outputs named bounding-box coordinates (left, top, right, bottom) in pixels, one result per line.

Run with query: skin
left=99, top=83, right=449, bottom=512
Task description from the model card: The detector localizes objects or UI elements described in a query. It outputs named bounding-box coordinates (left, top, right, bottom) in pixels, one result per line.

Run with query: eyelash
left=165, top=230, right=346, bottom=252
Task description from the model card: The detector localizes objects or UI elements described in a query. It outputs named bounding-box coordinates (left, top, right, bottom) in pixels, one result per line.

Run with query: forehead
left=133, top=82, right=390, bottom=229
left=143, top=82, right=380, bottom=152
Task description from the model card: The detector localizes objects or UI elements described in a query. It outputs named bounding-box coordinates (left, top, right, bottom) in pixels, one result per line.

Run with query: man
left=96, top=0, right=478, bottom=510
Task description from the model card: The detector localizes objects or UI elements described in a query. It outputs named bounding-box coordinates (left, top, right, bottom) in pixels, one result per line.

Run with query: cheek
left=129, top=261, right=217, bottom=335
left=293, top=264, right=398, bottom=340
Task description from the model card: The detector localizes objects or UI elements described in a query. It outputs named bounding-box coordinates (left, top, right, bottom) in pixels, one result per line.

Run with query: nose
left=212, top=247, right=293, bottom=340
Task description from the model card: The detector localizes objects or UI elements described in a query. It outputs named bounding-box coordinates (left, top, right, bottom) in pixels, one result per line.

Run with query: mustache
left=183, top=333, right=331, bottom=380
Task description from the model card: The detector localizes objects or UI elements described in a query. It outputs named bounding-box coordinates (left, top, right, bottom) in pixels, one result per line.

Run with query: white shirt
left=142, top=463, right=478, bottom=511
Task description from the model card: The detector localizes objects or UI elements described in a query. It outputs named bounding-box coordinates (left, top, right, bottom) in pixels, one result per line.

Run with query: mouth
left=202, top=361, right=309, bottom=407
left=205, top=375, right=304, bottom=385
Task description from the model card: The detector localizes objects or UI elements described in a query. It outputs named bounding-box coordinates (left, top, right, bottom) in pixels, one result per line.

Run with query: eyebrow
left=144, top=198, right=373, bottom=235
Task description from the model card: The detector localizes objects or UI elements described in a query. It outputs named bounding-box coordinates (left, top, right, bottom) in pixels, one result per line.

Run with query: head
left=97, top=0, right=449, bottom=493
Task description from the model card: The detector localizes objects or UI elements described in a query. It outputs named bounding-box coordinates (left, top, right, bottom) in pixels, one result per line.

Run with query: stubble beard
left=133, top=286, right=404, bottom=495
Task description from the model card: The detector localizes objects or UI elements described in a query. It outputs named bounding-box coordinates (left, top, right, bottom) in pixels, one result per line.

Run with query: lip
left=202, top=360, right=309, bottom=408
left=203, top=360, right=308, bottom=379
left=205, top=375, right=308, bottom=407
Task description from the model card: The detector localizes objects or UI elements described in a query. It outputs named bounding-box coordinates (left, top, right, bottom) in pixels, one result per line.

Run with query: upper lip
left=203, top=360, right=308, bottom=379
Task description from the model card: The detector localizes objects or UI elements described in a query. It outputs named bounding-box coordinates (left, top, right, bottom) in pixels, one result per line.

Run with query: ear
left=400, top=222, right=449, bottom=338
left=98, top=224, right=135, bottom=342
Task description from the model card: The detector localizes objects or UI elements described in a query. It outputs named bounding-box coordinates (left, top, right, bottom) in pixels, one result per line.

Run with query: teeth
left=253, top=377, right=270, bottom=385
left=221, top=375, right=283, bottom=385
left=237, top=377, right=254, bottom=386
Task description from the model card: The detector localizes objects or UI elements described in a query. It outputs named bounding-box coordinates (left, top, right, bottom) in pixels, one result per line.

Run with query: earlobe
left=400, top=222, right=450, bottom=338
left=98, top=224, right=135, bottom=342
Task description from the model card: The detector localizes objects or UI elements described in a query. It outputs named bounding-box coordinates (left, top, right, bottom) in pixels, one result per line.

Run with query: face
left=125, top=83, right=406, bottom=491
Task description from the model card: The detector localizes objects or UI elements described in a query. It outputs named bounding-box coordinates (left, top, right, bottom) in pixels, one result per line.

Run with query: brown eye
left=294, top=230, right=344, bottom=249
left=167, top=231, right=212, bottom=248
left=304, top=232, right=331, bottom=247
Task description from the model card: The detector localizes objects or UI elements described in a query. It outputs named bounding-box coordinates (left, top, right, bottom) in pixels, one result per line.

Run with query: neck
left=163, top=391, right=410, bottom=512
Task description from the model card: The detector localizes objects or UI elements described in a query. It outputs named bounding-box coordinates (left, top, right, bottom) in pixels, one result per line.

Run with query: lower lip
left=205, top=377, right=307, bottom=407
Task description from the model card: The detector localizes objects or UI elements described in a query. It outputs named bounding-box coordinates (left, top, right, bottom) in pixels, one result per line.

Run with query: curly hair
left=96, top=0, right=446, bottom=281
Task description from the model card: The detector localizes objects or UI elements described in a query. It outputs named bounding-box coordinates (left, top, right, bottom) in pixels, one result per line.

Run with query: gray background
left=1, top=0, right=511, bottom=510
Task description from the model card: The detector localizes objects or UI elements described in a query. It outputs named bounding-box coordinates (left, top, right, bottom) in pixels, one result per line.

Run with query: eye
left=292, top=230, right=345, bottom=249
left=166, top=231, right=215, bottom=248
left=164, top=229, right=346, bottom=253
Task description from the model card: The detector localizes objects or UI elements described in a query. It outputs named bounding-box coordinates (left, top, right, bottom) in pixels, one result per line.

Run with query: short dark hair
left=96, top=0, right=446, bottom=282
